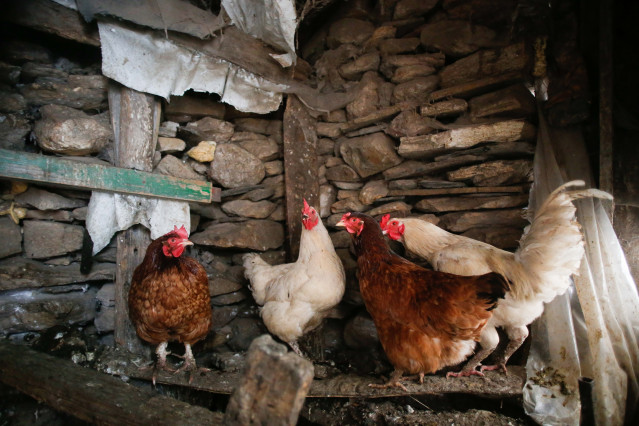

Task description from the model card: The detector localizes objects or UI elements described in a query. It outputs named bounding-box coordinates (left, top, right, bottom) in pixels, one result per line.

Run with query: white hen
left=381, top=180, right=612, bottom=374
left=243, top=199, right=345, bottom=356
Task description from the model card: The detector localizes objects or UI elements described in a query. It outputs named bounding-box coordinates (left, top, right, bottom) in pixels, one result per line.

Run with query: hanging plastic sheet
left=523, top=109, right=639, bottom=425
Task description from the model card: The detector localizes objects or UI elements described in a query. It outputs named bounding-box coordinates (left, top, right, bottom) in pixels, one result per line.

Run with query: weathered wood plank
left=99, top=350, right=526, bottom=400
left=389, top=185, right=530, bottom=197
left=0, top=258, right=115, bottom=291
left=283, top=95, right=319, bottom=259
left=428, top=71, right=524, bottom=102
left=0, top=148, right=217, bottom=203
left=420, top=98, right=468, bottom=117
left=0, top=341, right=223, bottom=425
left=224, top=335, right=314, bottom=426
left=469, top=84, right=536, bottom=121
left=398, top=120, right=537, bottom=158
left=4, top=0, right=100, bottom=46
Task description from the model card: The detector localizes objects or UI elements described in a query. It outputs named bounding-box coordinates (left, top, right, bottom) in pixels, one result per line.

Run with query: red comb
left=174, top=225, right=189, bottom=239
left=380, top=214, right=391, bottom=229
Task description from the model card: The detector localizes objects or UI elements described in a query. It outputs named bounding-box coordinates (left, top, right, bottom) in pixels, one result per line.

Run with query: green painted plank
left=0, top=149, right=219, bottom=203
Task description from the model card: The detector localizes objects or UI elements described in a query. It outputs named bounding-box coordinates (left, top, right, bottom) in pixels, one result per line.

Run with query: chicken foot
left=174, top=343, right=210, bottom=384
left=288, top=341, right=306, bottom=358
left=480, top=326, right=528, bottom=374
left=368, top=369, right=419, bottom=392
left=150, top=342, right=177, bottom=385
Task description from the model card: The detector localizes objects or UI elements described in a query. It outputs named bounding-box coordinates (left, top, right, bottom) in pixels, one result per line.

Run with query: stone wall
left=0, top=0, right=541, bottom=367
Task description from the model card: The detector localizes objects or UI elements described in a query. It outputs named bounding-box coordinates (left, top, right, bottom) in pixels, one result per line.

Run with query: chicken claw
left=480, top=363, right=508, bottom=374
left=369, top=370, right=409, bottom=392
left=446, top=369, right=485, bottom=378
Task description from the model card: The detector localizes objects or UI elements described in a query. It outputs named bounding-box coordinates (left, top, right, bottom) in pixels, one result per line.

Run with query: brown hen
left=128, top=225, right=211, bottom=383
left=337, top=212, right=508, bottom=390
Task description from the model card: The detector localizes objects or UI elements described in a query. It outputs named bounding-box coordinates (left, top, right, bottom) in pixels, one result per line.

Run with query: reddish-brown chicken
left=337, top=212, right=508, bottom=389
left=128, top=225, right=211, bottom=383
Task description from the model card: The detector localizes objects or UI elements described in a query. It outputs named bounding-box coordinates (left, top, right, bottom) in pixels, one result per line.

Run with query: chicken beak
left=335, top=219, right=346, bottom=227
left=181, top=240, right=194, bottom=247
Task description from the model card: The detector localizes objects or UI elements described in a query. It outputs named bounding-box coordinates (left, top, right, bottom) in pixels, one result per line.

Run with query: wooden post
left=599, top=0, right=614, bottom=218
left=283, top=95, right=319, bottom=259
left=110, top=82, right=160, bottom=354
left=223, top=335, right=314, bottom=426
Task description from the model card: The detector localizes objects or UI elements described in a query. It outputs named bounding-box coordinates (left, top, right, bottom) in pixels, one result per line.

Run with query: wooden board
left=283, top=95, right=319, bottom=259
left=100, top=351, right=526, bottom=400
left=0, top=148, right=218, bottom=203
left=0, top=341, right=224, bottom=425
left=389, top=185, right=530, bottom=197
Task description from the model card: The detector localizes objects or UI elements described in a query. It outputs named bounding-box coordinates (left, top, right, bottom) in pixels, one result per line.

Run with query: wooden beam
left=0, top=341, right=223, bottom=425
left=599, top=0, right=614, bottom=214
left=0, top=149, right=217, bottom=203
left=388, top=185, right=530, bottom=197
left=283, top=95, right=319, bottom=259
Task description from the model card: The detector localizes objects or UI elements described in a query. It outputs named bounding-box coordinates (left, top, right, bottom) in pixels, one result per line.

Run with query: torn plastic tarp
left=86, top=191, right=190, bottom=255
left=523, top=106, right=639, bottom=425
left=222, top=0, right=297, bottom=67
left=99, top=21, right=285, bottom=113
left=76, top=0, right=225, bottom=39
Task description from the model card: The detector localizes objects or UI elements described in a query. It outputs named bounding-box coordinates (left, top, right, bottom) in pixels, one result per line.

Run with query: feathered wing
left=242, top=253, right=295, bottom=305
left=513, top=180, right=612, bottom=302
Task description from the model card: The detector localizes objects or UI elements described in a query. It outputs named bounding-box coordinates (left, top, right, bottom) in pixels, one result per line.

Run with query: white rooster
left=380, top=180, right=612, bottom=375
left=243, top=199, right=345, bottom=356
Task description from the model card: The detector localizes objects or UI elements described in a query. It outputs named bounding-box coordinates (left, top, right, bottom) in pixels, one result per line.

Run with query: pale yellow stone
left=187, top=141, right=217, bottom=162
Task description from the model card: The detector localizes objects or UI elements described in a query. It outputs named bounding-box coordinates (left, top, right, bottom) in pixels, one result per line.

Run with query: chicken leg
left=480, top=325, right=529, bottom=373
left=152, top=341, right=176, bottom=385
left=368, top=369, right=415, bottom=392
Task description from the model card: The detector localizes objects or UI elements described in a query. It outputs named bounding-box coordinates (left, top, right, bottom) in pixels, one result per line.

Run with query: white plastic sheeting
left=523, top=109, right=639, bottom=425
left=98, top=21, right=286, bottom=113
left=222, top=0, right=297, bottom=67
left=86, top=191, right=190, bottom=255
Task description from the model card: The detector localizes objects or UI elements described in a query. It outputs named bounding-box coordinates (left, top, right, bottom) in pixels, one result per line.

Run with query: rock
left=0, top=114, right=31, bottom=150
left=359, top=180, right=389, bottom=205
left=211, top=352, right=246, bottom=373
left=15, top=187, right=85, bottom=210
left=157, top=136, right=186, bottom=153
left=325, top=164, right=361, bottom=182
left=367, top=201, right=412, bottom=217
left=392, top=75, right=440, bottom=103
left=330, top=231, right=352, bottom=248
left=340, top=132, right=402, bottom=178
left=187, top=141, right=216, bottom=162
left=264, top=160, right=283, bottom=176
left=462, top=226, right=523, bottom=250
left=319, top=185, right=336, bottom=218
left=242, top=187, right=275, bottom=202
left=447, top=159, right=534, bottom=186
left=19, top=75, right=108, bottom=110
left=222, top=200, right=277, bottom=219
left=438, top=209, right=528, bottom=232
left=418, top=179, right=467, bottom=189
left=226, top=317, right=267, bottom=351
left=318, top=138, right=335, bottom=155
left=344, top=312, right=379, bottom=349
left=386, top=110, right=434, bottom=138
left=182, top=117, right=234, bottom=143
left=158, top=121, right=179, bottom=138
left=388, top=179, right=418, bottom=190
left=332, top=181, right=363, bottom=190
left=327, top=18, right=375, bottom=48
left=394, top=0, right=439, bottom=19
left=192, top=220, right=284, bottom=251
left=391, top=64, right=436, bottom=84
left=0, top=286, right=97, bottom=334
left=415, top=194, right=529, bottom=213
left=321, top=110, right=347, bottom=123
left=331, top=198, right=367, bottom=214
left=209, top=274, right=244, bottom=297
left=337, top=190, right=359, bottom=200
left=34, top=105, right=112, bottom=155
left=316, top=122, right=342, bottom=138
left=378, top=38, right=421, bottom=55
left=210, top=305, right=240, bottom=331
left=209, top=144, right=265, bottom=188
left=346, top=72, right=392, bottom=120
left=420, top=20, right=497, bottom=57
left=0, top=217, right=22, bottom=259
left=325, top=157, right=345, bottom=168
left=339, top=53, right=380, bottom=80
left=0, top=92, right=26, bottom=113
left=233, top=118, right=282, bottom=138
left=154, top=154, right=203, bottom=181
left=211, top=289, right=248, bottom=306
left=268, top=205, right=285, bottom=221
left=25, top=210, right=73, bottom=222
left=0, top=62, right=21, bottom=84
left=239, top=137, right=280, bottom=161
left=23, top=221, right=84, bottom=259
